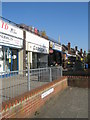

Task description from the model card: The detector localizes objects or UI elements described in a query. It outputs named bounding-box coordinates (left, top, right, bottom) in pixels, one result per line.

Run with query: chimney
left=80, top=49, right=82, bottom=56
left=84, top=50, right=86, bottom=56
left=68, top=42, right=71, bottom=54
left=75, top=46, right=78, bottom=55
left=75, top=46, right=78, bottom=51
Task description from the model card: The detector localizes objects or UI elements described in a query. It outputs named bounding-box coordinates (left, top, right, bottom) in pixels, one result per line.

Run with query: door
left=11, top=49, right=18, bottom=71
left=2, top=47, right=11, bottom=72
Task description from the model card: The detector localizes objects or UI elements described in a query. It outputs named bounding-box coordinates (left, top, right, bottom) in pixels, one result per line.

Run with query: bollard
left=38, top=68, right=40, bottom=81
left=50, top=68, right=52, bottom=82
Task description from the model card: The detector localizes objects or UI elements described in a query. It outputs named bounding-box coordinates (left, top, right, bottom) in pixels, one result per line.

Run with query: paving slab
left=32, top=87, right=88, bottom=118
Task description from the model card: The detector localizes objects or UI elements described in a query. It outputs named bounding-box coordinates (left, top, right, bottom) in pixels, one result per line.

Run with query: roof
left=62, top=44, right=68, bottom=51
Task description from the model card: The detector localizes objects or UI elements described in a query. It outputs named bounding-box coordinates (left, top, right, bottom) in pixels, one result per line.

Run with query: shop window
left=2, top=47, right=18, bottom=72
left=32, top=53, right=48, bottom=69
left=37, top=54, right=48, bottom=68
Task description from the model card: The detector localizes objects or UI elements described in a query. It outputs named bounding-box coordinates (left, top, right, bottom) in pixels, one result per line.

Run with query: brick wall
left=67, top=76, right=89, bottom=88
left=1, top=77, right=68, bottom=119
left=63, top=70, right=90, bottom=76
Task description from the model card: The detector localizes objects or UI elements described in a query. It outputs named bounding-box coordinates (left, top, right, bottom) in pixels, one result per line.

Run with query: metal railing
left=0, top=66, right=62, bottom=105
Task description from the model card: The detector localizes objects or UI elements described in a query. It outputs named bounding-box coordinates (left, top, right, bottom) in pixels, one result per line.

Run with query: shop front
left=0, top=19, right=23, bottom=73
left=26, top=31, right=49, bottom=69
left=48, top=41, right=62, bottom=67
left=0, top=46, right=19, bottom=72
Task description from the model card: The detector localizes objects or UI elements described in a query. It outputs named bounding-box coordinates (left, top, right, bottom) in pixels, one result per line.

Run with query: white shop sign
left=52, top=42, right=62, bottom=51
left=26, top=42, right=49, bottom=54
left=41, top=88, right=54, bottom=99
left=0, top=19, right=23, bottom=39
left=0, top=33, right=23, bottom=48
left=26, top=31, right=49, bottom=48
left=67, top=53, right=76, bottom=57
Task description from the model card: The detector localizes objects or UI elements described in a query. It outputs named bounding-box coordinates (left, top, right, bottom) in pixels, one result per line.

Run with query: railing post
left=60, top=66, right=62, bottom=77
left=28, top=65, right=30, bottom=91
left=39, top=68, right=40, bottom=81
left=50, top=68, right=52, bottom=82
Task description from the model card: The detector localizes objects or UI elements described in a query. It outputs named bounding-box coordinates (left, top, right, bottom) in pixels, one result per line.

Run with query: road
left=32, top=87, right=88, bottom=118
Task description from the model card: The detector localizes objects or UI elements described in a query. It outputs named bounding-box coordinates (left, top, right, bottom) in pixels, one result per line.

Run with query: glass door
left=0, top=46, right=4, bottom=73
left=2, top=47, right=11, bottom=72
left=11, top=49, right=18, bottom=71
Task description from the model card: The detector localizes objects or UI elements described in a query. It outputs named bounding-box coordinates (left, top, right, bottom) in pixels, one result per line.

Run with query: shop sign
left=41, top=88, right=54, bottom=99
left=33, top=45, right=46, bottom=53
left=26, top=31, right=49, bottom=47
left=0, top=19, right=23, bottom=39
left=49, top=49, right=53, bottom=53
left=0, top=33, right=23, bottom=48
left=34, top=28, right=38, bottom=34
left=26, top=42, right=49, bottom=54
left=52, top=43, right=62, bottom=51
left=81, top=58, right=83, bottom=61
left=26, top=31, right=49, bottom=53
left=67, top=53, right=76, bottom=57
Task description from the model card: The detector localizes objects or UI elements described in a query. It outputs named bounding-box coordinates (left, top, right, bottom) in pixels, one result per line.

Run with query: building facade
left=0, top=17, right=86, bottom=71
left=0, top=18, right=23, bottom=73
left=26, top=31, right=49, bottom=69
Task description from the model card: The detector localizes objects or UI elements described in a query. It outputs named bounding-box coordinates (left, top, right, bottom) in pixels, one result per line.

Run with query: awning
left=52, top=48, right=62, bottom=53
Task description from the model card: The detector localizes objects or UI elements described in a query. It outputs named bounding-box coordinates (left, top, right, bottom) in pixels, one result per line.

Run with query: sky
left=2, top=2, right=88, bottom=52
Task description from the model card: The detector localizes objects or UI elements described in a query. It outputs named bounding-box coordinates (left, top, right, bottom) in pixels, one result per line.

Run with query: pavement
left=32, top=87, right=88, bottom=118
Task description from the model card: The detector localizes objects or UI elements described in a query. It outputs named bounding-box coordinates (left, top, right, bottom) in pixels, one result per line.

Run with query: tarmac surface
left=32, top=87, right=88, bottom=118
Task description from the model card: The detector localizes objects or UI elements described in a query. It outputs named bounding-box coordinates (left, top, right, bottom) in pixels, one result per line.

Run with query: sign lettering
left=26, top=42, right=49, bottom=54
left=0, top=19, right=23, bottom=39
left=0, top=33, right=23, bottom=48
left=1, top=20, right=8, bottom=30
left=41, top=88, right=54, bottom=99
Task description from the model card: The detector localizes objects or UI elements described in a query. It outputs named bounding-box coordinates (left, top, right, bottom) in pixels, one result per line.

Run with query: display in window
left=0, top=60, right=3, bottom=73
left=0, top=46, right=3, bottom=59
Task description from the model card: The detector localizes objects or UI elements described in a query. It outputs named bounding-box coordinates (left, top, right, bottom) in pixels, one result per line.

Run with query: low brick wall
left=63, top=69, right=90, bottom=76
left=1, top=76, right=68, bottom=119
left=67, top=76, right=89, bottom=88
